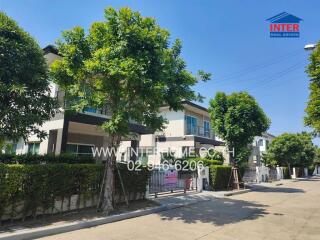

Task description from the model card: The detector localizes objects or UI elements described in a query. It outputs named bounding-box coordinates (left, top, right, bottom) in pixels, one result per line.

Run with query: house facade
left=11, top=45, right=225, bottom=164
left=248, top=133, right=275, bottom=168
left=12, top=46, right=150, bottom=162
left=121, top=101, right=226, bottom=165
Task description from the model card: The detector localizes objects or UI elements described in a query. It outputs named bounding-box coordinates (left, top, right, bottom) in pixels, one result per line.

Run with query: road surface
left=40, top=177, right=320, bottom=240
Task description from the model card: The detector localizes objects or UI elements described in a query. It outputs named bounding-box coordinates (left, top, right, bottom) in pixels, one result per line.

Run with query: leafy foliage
left=308, top=165, right=315, bottom=176
left=282, top=167, right=290, bottom=179
left=265, top=132, right=315, bottom=168
left=50, top=7, right=210, bottom=137
left=205, top=148, right=224, bottom=162
left=209, top=165, right=231, bottom=191
left=208, top=92, right=270, bottom=163
left=0, top=12, right=57, bottom=141
left=187, top=157, right=223, bottom=167
left=305, top=42, right=320, bottom=135
left=50, top=7, right=210, bottom=211
left=0, top=163, right=149, bottom=221
left=0, top=153, right=95, bottom=164
left=314, top=146, right=320, bottom=164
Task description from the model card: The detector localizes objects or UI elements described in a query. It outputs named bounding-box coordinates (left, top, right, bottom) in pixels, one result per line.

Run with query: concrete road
left=40, top=177, right=320, bottom=240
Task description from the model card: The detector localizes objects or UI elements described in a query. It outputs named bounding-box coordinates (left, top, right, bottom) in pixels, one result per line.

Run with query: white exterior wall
left=139, top=134, right=155, bottom=147
left=159, top=108, right=185, bottom=137
left=147, top=140, right=195, bottom=165
left=15, top=119, right=64, bottom=155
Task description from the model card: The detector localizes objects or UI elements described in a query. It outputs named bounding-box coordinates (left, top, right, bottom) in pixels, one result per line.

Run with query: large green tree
left=0, top=12, right=57, bottom=142
left=297, top=132, right=316, bottom=167
left=50, top=7, right=210, bottom=212
left=208, top=91, right=270, bottom=164
left=305, top=41, right=320, bottom=134
left=265, top=132, right=315, bottom=175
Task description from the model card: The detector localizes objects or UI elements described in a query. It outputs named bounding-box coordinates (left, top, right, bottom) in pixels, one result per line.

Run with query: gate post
left=145, top=184, right=150, bottom=199
left=276, top=166, right=283, bottom=180
left=197, top=166, right=209, bottom=192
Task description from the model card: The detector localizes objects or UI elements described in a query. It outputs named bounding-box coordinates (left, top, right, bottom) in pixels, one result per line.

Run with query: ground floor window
left=66, top=144, right=94, bottom=156
left=28, top=142, right=40, bottom=155
left=3, top=143, right=17, bottom=154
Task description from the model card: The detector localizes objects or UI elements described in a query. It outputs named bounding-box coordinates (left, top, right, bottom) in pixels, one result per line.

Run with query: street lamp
left=304, top=43, right=317, bottom=51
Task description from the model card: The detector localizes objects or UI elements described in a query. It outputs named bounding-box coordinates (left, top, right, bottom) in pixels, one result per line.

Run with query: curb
left=223, top=189, right=251, bottom=196
left=0, top=200, right=208, bottom=240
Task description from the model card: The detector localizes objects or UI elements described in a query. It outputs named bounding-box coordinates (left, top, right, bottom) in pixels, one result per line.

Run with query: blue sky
left=1, top=0, right=319, bottom=139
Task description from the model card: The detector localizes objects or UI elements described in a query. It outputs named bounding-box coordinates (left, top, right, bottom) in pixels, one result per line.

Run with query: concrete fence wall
left=1, top=192, right=145, bottom=222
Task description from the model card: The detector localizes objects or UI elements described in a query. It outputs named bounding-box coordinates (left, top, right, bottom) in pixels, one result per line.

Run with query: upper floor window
left=84, top=107, right=97, bottom=113
left=28, top=142, right=40, bottom=155
left=185, top=115, right=197, bottom=135
left=258, top=139, right=264, bottom=146
left=204, top=121, right=210, bottom=137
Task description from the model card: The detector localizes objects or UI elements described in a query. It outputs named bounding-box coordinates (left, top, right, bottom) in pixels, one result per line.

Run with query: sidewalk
left=0, top=189, right=249, bottom=240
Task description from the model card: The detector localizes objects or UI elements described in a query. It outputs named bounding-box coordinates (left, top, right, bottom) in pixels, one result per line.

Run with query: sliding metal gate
left=149, top=169, right=198, bottom=197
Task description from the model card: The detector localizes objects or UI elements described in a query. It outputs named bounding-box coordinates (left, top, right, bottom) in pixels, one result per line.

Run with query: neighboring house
left=12, top=45, right=150, bottom=162
left=119, top=101, right=225, bottom=165
left=248, top=133, right=275, bottom=168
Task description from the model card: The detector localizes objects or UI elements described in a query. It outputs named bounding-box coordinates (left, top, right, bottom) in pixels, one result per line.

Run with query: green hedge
left=209, top=165, right=232, bottom=191
left=282, top=167, right=290, bottom=179
left=187, top=157, right=223, bottom=167
left=0, top=153, right=95, bottom=164
left=0, top=163, right=149, bottom=221
left=308, top=165, right=315, bottom=176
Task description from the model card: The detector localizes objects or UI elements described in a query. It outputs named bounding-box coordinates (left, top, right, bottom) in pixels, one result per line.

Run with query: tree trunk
left=287, top=163, right=292, bottom=178
left=100, top=134, right=121, bottom=214
left=102, top=156, right=115, bottom=213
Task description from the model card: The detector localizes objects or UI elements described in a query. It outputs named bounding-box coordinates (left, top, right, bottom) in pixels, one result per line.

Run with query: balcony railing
left=56, top=91, right=112, bottom=117
left=185, top=126, right=215, bottom=139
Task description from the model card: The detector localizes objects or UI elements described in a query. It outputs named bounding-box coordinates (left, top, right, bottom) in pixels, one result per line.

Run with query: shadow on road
left=158, top=197, right=268, bottom=226
left=251, top=186, right=305, bottom=193
left=294, top=178, right=320, bottom=182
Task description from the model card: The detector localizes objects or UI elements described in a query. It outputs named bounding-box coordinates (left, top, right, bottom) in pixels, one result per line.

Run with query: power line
left=211, top=49, right=305, bottom=88
left=214, top=48, right=303, bottom=80
left=245, top=61, right=306, bottom=91
left=210, top=59, right=306, bottom=90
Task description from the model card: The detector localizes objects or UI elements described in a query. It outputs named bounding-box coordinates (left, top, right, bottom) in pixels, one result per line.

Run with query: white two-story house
left=12, top=45, right=150, bottom=161
left=120, top=101, right=226, bottom=165
left=248, top=133, right=275, bottom=168
left=11, top=45, right=225, bottom=164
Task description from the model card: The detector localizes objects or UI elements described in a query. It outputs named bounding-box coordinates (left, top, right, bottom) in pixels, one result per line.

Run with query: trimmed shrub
left=0, top=153, right=95, bottom=164
left=0, top=163, right=149, bottom=221
left=308, top=165, right=315, bottom=176
left=283, top=167, right=290, bottom=179
left=187, top=157, right=223, bottom=167
left=237, top=165, right=246, bottom=182
left=209, top=165, right=232, bottom=191
left=205, top=149, right=224, bottom=162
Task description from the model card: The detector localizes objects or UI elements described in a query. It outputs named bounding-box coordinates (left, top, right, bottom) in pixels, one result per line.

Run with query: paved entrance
left=40, top=177, right=320, bottom=240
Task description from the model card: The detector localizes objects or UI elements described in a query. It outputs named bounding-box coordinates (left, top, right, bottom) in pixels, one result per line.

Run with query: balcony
left=185, top=125, right=215, bottom=139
